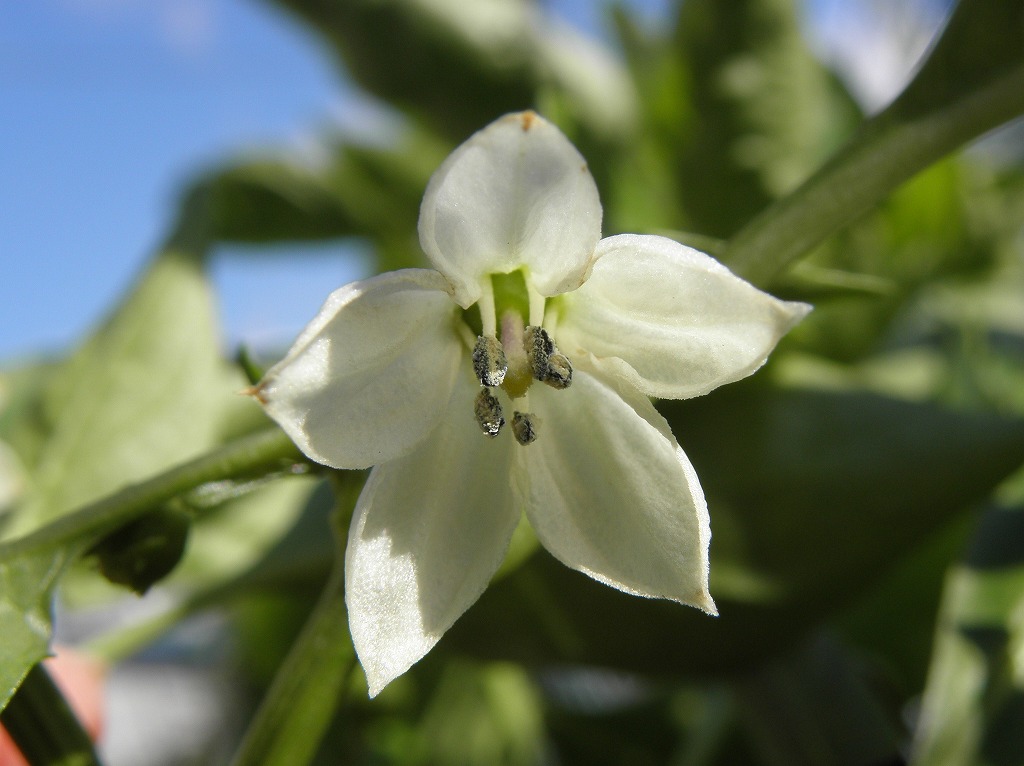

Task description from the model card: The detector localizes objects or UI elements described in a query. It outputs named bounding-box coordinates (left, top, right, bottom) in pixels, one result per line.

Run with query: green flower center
left=465, top=270, right=573, bottom=445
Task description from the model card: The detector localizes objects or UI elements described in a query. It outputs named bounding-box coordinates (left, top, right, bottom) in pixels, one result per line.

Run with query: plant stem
left=228, top=562, right=355, bottom=766
left=0, top=664, right=101, bottom=766
left=0, top=428, right=304, bottom=559
left=723, top=63, right=1024, bottom=286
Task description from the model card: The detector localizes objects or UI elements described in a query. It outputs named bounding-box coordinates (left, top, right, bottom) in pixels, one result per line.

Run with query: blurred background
left=4, top=1, right=1024, bottom=765
left=0, top=0, right=948, bottom=362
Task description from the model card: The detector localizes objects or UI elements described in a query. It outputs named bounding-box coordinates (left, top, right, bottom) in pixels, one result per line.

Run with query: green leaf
left=398, top=662, right=545, bottom=766
left=265, top=0, right=637, bottom=141
left=911, top=502, right=1024, bottom=766
left=192, top=160, right=358, bottom=244
left=442, top=383, right=1024, bottom=678
left=724, top=0, right=1024, bottom=284
left=672, top=0, right=856, bottom=237
left=172, top=474, right=321, bottom=591
left=192, top=135, right=444, bottom=272
left=0, top=546, right=76, bottom=712
left=0, top=428, right=303, bottom=715
left=4, top=223, right=244, bottom=538
left=266, top=0, right=537, bottom=139
left=736, top=633, right=901, bottom=766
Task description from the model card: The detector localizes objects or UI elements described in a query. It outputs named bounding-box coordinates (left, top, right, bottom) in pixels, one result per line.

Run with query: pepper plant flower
left=255, top=111, right=810, bottom=696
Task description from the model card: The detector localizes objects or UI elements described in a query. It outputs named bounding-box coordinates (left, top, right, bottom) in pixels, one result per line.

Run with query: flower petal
left=418, top=111, right=602, bottom=308
left=346, top=371, right=520, bottom=696
left=516, top=369, right=716, bottom=613
left=557, top=234, right=811, bottom=399
left=257, top=269, right=462, bottom=469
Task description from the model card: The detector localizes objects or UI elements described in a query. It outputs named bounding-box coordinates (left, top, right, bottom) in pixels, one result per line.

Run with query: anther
left=524, top=325, right=572, bottom=389
left=525, top=326, right=554, bottom=381
left=472, top=335, right=507, bottom=387
left=512, top=411, right=538, bottom=445
left=474, top=388, right=505, bottom=437
left=545, top=353, right=573, bottom=389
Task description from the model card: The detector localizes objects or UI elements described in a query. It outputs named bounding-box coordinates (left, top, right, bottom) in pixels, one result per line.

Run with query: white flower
left=255, top=112, right=810, bottom=696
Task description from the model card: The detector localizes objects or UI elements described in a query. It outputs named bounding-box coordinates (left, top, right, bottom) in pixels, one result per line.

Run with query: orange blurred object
left=0, top=648, right=106, bottom=766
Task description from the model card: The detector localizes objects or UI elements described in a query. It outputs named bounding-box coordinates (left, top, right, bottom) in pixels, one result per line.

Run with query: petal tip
left=697, top=593, right=719, bottom=617
left=240, top=384, right=267, bottom=404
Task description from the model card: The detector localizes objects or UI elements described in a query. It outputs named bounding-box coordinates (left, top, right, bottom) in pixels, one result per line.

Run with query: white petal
left=346, top=371, right=520, bottom=696
left=258, top=269, right=462, bottom=469
left=557, top=234, right=811, bottom=399
left=418, top=111, right=602, bottom=308
left=516, top=369, right=716, bottom=614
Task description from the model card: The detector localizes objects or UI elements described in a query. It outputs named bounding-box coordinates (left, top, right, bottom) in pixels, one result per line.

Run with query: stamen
left=472, top=336, right=507, bottom=387
left=511, top=411, right=538, bottom=445
left=474, top=388, right=505, bottom=437
left=528, top=288, right=546, bottom=328
left=478, top=280, right=498, bottom=337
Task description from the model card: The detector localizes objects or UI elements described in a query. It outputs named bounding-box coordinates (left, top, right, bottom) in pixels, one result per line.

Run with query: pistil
left=499, top=311, right=533, bottom=399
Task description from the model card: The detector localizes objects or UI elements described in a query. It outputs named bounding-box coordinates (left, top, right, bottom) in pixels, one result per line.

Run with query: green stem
left=0, top=428, right=304, bottom=559
left=723, top=62, right=1024, bottom=286
left=0, top=664, right=101, bottom=766
left=228, top=562, right=355, bottom=766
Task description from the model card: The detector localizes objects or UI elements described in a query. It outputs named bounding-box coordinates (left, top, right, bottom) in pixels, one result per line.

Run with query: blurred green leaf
left=263, top=0, right=637, bottom=141
left=735, top=633, right=901, bottom=766
left=833, top=512, right=974, bottom=698
left=4, top=220, right=245, bottom=539
left=0, top=546, right=75, bottom=713
left=0, top=362, right=59, bottom=482
left=672, top=0, right=855, bottom=237
left=173, top=474, right=320, bottom=591
left=192, top=134, right=445, bottom=274
left=0, top=428, right=302, bottom=716
left=264, top=0, right=535, bottom=139
left=395, top=662, right=545, bottom=766
left=911, top=502, right=1024, bottom=766
left=443, top=383, right=1024, bottom=677
left=193, top=159, right=358, bottom=244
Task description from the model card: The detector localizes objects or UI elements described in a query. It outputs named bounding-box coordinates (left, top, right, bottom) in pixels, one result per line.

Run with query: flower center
left=467, top=272, right=573, bottom=445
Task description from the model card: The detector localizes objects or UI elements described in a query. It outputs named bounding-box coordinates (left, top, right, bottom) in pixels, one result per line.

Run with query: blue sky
left=0, top=0, right=940, bottom=363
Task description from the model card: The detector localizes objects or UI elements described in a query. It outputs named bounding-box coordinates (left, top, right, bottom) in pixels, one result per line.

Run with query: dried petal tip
left=241, top=385, right=268, bottom=404
left=472, top=335, right=507, bottom=387
left=474, top=388, right=505, bottom=437
left=511, top=412, right=538, bottom=445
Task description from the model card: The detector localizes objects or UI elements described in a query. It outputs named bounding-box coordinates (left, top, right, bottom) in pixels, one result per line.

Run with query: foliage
left=2, top=0, right=1024, bottom=763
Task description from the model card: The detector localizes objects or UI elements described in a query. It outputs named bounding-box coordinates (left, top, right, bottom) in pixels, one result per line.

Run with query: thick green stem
left=723, top=64, right=1024, bottom=285
left=724, top=0, right=1024, bottom=285
left=0, top=428, right=304, bottom=559
left=228, top=564, right=355, bottom=766
left=0, top=664, right=101, bottom=766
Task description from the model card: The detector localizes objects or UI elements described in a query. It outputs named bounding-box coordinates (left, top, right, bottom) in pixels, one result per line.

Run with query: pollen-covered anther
left=474, top=388, right=505, bottom=437
left=525, top=326, right=554, bottom=380
left=524, top=325, right=572, bottom=389
left=544, top=353, right=572, bottom=389
left=511, top=411, right=538, bottom=445
left=472, top=335, right=507, bottom=387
